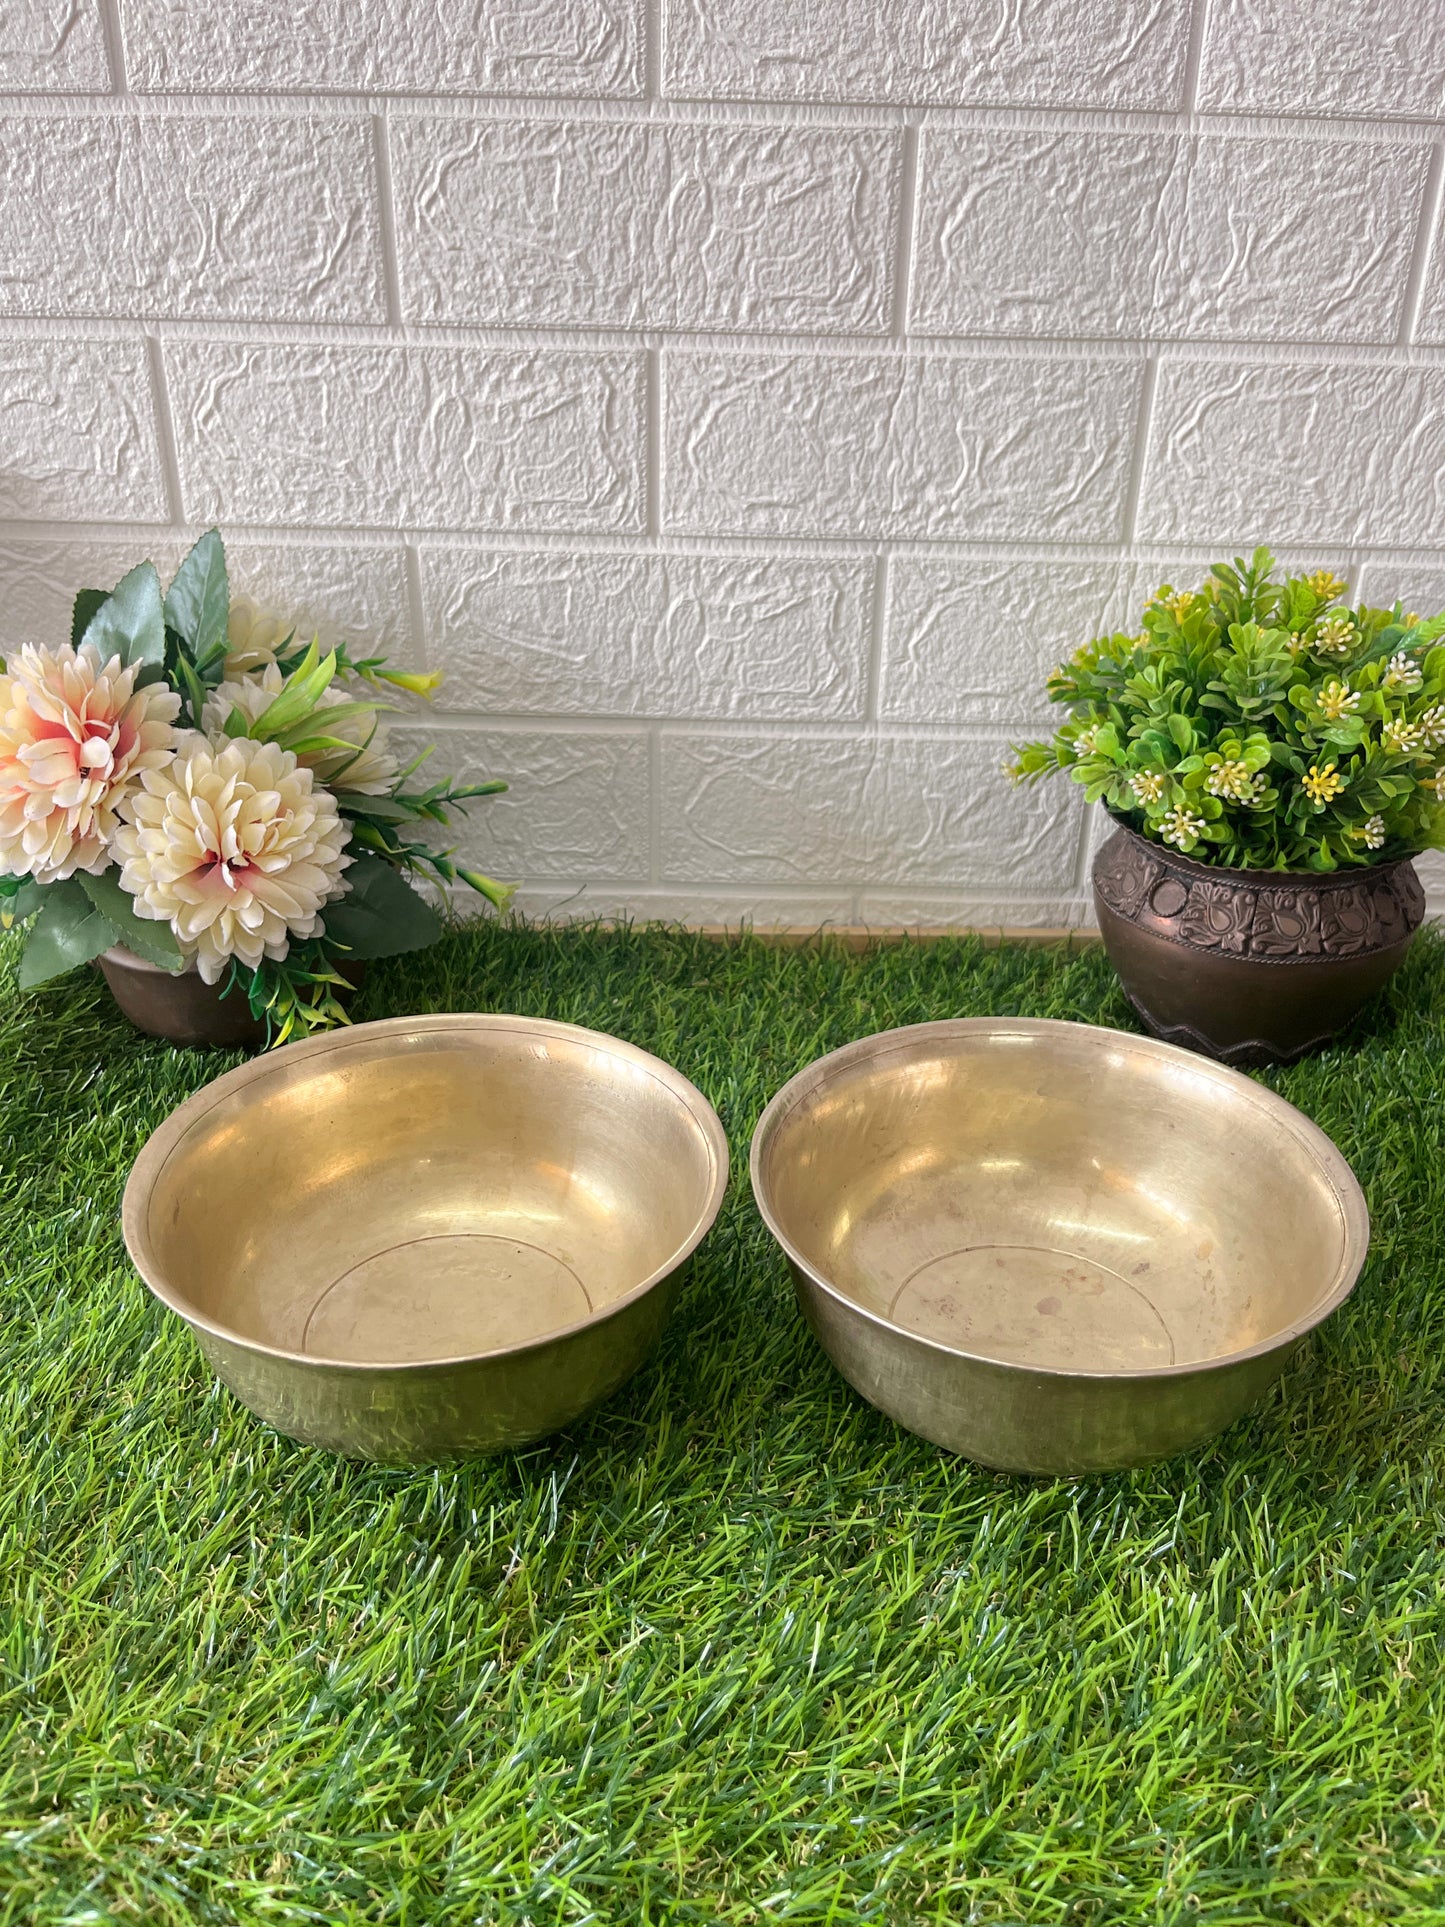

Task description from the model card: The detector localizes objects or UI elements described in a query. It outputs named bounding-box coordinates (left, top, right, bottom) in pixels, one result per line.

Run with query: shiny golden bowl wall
left=124, top=1014, right=729, bottom=1462
left=750, top=1018, right=1368, bottom=1475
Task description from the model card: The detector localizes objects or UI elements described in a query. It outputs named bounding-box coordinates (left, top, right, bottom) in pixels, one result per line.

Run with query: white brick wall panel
left=857, top=892, right=1093, bottom=929
left=1083, top=799, right=1116, bottom=867
left=913, top=131, right=1173, bottom=343
left=1140, top=361, right=1445, bottom=548
left=3, top=0, right=1442, bottom=927
left=420, top=549, right=871, bottom=721
left=1354, top=563, right=1445, bottom=619
left=1, top=533, right=416, bottom=659
left=0, top=1, right=108, bottom=89
left=395, top=725, right=651, bottom=880
left=659, top=733, right=1081, bottom=890
left=0, top=117, right=384, bottom=325
left=165, top=343, right=646, bottom=533
left=913, top=131, right=1426, bottom=346
left=1416, top=849, right=1445, bottom=913
left=663, top=0, right=1192, bottom=110
left=0, top=337, right=166, bottom=522
left=509, top=885, right=857, bottom=924
left=1198, top=0, right=1445, bottom=121
left=664, top=352, right=1142, bottom=542
left=223, top=542, right=416, bottom=661
left=120, top=0, right=643, bottom=96
left=1410, top=207, right=1445, bottom=346
left=2, top=537, right=182, bottom=641
left=393, top=119, right=898, bottom=335
left=880, top=559, right=1135, bottom=728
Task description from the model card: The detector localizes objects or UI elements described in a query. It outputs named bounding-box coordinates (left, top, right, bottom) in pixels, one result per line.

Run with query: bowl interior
left=754, top=1021, right=1363, bottom=1374
left=131, top=1017, right=725, bottom=1366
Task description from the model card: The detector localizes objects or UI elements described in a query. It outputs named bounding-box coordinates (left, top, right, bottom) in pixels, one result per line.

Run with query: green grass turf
left=4, top=921, right=1445, bottom=1926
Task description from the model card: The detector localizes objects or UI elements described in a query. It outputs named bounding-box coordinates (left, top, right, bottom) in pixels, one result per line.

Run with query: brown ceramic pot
left=1092, top=821, right=1426, bottom=1067
left=97, top=946, right=267, bottom=1049
left=97, top=947, right=368, bottom=1050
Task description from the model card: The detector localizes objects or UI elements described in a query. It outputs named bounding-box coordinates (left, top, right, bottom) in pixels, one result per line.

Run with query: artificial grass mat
left=4, top=921, right=1445, bottom=1926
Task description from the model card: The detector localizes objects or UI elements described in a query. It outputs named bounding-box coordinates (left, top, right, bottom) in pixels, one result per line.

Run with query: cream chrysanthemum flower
left=224, top=596, right=294, bottom=676
left=113, top=739, right=352, bottom=984
left=0, top=641, right=180, bottom=884
left=202, top=663, right=398, bottom=795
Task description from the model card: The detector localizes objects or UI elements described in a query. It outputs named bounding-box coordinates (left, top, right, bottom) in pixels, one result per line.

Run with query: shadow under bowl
left=124, top=1013, right=729, bottom=1462
left=750, top=1017, right=1368, bottom=1475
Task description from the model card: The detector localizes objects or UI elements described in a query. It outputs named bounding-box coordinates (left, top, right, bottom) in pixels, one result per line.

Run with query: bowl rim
left=749, top=1015, right=1370, bottom=1383
left=123, top=1011, right=730, bottom=1373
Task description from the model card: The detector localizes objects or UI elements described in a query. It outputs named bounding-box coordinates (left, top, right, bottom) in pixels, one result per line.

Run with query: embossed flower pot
left=1092, top=822, right=1425, bottom=1066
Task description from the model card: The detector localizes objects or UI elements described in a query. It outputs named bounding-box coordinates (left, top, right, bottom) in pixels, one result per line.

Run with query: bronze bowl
left=123, top=1013, right=729, bottom=1461
left=750, top=1017, right=1368, bottom=1475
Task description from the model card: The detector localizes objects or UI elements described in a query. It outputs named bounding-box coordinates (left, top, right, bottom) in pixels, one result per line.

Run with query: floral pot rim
left=1100, top=810, right=1418, bottom=891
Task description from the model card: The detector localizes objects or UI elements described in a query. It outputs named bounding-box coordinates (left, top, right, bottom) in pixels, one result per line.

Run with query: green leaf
left=17, top=879, right=118, bottom=988
left=337, top=794, right=422, bottom=824
left=163, top=529, right=229, bottom=666
left=279, top=733, right=368, bottom=758
left=174, top=650, right=209, bottom=730
left=70, top=589, right=109, bottom=648
left=76, top=869, right=184, bottom=970
left=80, top=563, right=166, bottom=675
left=247, top=642, right=338, bottom=742
left=456, top=868, right=514, bottom=910
left=0, top=877, right=45, bottom=926
left=321, top=854, right=442, bottom=961
left=272, top=700, right=388, bottom=749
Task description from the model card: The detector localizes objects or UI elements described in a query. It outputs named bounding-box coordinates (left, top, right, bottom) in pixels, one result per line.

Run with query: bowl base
left=298, top=1233, right=593, bottom=1365
left=889, top=1242, right=1177, bottom=1371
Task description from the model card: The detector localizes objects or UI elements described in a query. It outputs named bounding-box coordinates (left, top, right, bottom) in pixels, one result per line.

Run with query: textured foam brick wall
left=3, top=0, right=1445, bottom=924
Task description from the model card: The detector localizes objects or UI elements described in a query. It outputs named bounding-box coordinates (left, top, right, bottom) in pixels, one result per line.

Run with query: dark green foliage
left=322, top=853, right=444, bottom=960
left=4, top=920, right=1445, bottom=1923
left=1013, top=550, right=1445, bottom=870
left=13, top=877, right=115, bottom=987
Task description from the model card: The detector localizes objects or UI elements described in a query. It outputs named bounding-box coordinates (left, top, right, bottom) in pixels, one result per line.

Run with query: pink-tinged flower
left=0, top=642, right=180, bottom=884
left=224, top=595, right=294, bottom=676
left=113, top=739, right=352, bottom=983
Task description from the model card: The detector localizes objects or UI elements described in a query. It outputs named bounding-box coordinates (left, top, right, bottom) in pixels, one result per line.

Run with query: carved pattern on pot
left=1093, top=827, right=1425, bottom=963
left=1094, top=835, right=1163, bottom=919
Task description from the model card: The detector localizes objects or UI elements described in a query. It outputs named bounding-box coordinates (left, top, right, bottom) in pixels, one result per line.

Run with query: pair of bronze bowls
left=123, top=1012, right=1369, bottom=1476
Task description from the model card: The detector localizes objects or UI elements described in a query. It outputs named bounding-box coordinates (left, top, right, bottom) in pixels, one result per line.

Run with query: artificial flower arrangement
left=1011, top=549, right=1445, bottom=871
left=0, top=530, right=509, bottom=1042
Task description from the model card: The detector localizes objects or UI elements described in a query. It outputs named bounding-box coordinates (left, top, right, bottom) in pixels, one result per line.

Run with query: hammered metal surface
left=751, top=1017, right=1368, bottom=1473
left=123, top=1014, right=729, bottom=1461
